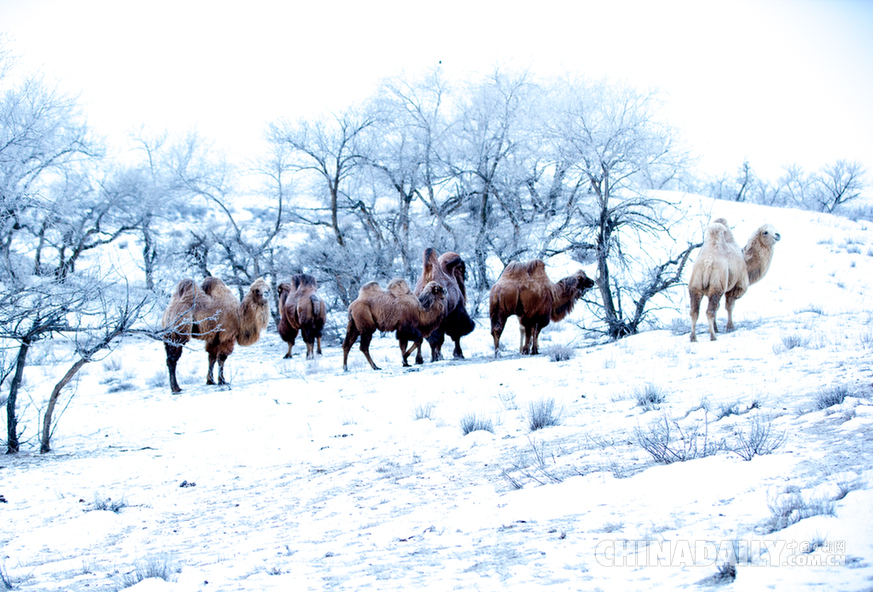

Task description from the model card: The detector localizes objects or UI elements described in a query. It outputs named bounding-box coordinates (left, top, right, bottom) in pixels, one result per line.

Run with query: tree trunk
left=6, top=341, right=30, bottom=454
left=40, top=357, right=88, bottom=453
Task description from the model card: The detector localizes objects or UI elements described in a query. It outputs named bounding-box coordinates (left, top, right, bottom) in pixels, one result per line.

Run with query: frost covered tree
left=545, top=77, right=695, bottom=339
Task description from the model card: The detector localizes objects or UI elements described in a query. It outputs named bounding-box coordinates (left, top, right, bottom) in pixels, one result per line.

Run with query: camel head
left=573, top=270, right=595, bottom=293
left=417, top=281, right=446, bottom=309
left=247, top=277, right=270, bottom=305
left=277, top=282, right=294, bottom=298
left=756, top=224, right=781, bottom=247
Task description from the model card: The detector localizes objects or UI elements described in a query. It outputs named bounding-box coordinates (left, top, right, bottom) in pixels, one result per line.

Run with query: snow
left=2, top=193, right=873, bottom=590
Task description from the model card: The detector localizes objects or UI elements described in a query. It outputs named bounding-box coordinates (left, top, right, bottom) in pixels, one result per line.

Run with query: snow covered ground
left=3, top=195, right=873, bottom=591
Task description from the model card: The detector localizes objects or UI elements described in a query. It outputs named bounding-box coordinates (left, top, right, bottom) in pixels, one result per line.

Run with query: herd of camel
left=160, top=219, right=779, bottom=394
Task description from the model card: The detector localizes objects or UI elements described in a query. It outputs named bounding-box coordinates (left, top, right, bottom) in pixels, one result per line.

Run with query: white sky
left=2, top=0, right=872, bottom=182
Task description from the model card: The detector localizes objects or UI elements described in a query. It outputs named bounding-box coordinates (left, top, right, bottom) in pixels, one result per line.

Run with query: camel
left=278, top=274, right=327, bottom=359
left=489, top=259, right=595, bottom=356
left=688, top=219, right=780, bottom=342
left=342, top=278, right=447, bottom=371
left=413, top=248, right=476, bottom=363
left=161, top=276, right=270, bottom=393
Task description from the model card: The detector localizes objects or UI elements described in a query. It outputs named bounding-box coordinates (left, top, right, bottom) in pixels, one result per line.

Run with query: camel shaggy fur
left=688, top=219, right=780, bottom=342
left=278, top=274, right=327, bottom=359
left=342, top=278, right=447, bottom=371
left=413, top=248, right=475, bottom=362
left=489, top=260, right=595, bottom=356
left=161, top=277, right=270, bottom=393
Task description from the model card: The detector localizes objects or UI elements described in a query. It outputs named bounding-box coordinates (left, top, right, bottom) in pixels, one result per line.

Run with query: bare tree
left=40, top=281, right=151, bottom=453
left=814, top=159, right=867, bottom=213
left=455, top=69, right=534, bottom=290
left=369, top=68, right=457, bottom=277
left=547, top=77, right=693, bottom=338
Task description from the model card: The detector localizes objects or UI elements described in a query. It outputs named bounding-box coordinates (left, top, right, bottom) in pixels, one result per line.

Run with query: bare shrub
left=414, top=402, right=435, bottom=420
left=102, top=357, right=124, bottom=373
left=633, top=383, right=666, bottom=412
left=816, top=385, right=849, bottom=410
left=714, top=400, right=742, bottom=420
left=730, top=414, right=787, bottom=461
left=118, top=554, right=181, bottom=588
left=546, top=344, right=574, bottom=362
left=762, top=489, right=835, bottom=533
left=527, top=397, right=562, bottom=431
left=834, top=475, right=865, bottom=501
left=90, top=493, right=127, bottom=513
left=146, top=371, right=168, bottom=389
left=777, top=332, right=811, bottom=352
left=460, top=413, right=493, bottom=435
left=635, top=414, right=721, bottom=464
left=107, top=382, right=137, bottom=393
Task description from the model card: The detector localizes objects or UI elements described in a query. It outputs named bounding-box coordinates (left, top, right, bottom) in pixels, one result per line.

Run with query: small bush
left=102, top=357, right=123, bottom=373
left=730, top=415, right=787, bottom=461
left=762, top=489, right=835, bottom=533
left=147, top=371, right=168, bottom=389
left=715, top=401, right=742, bottom=420
left=779, top=332, right=811, bottom=351
left=834, top=475, right=865, bottom=501
left=460, top=413, right=493, bottom=435
left=118, top=555, right=181, bottom=589
left=635, top=414, right=721, bottom=464
left=527, top=397, right=562, bottom=431
left=90, top=493, right=127, bottom=514
left=107, top=382, right=137, bottom=393
left=1, top=564, right=13, bottom=591
left=816, top=385, right=849, bottom=410
left=546, top=344, right=574, bottom=362
left=414, top=402, right=435, bottom=420
left=633, top=383, right=666, bottom=411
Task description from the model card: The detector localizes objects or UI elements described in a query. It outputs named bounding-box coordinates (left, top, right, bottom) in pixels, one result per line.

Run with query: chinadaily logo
left=595, top=539, right=847, bottom=567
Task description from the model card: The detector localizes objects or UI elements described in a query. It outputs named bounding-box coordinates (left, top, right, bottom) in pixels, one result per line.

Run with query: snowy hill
left=2, top=194, right=873, bottom=591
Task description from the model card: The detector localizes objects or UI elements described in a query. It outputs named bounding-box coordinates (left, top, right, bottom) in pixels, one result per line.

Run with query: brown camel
left=278, top=274, right=327, bottom=359
left=413, top=248, right=475, bottom=363
left=489, top=259, right=595, bottom=356
left=161, top=277, right=270, bottom=393
left=342, top=278, right=447, bottom=371
left=688, top=219, right=780, bottom=342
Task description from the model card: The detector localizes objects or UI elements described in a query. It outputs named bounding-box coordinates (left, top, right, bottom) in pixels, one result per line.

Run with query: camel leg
left=490, top=314, right=507, bottom=357
left=689, top=292, right=702, bottom=342
left=316, top=336, right=322, bottom=355
left=399, top=338, right=411, bottom=367
left=165, top=343, right=183, bottom=394
left=427, top=330, right=446, bottom=362
left=724, top=294, right=738, bottom=332
left=531, top=325, right=542, bottom=356
left=217, top=353, right=229, bottom=386
left=206, top=350, right=217, bottom=385
left=521, top=326, right=535, bottom=355
left=451, top=336, right=464, bottom=359
left=283, top=328, right=298, bottom=359
left=359, top=331, right=380, bottom=371
left=706, top=292, right=723, bottom=341
left=342, top=320, right=360, bottom=372
left=518, top=325, right=525, bottom=354
left=305, top=340, right=315, bottom=360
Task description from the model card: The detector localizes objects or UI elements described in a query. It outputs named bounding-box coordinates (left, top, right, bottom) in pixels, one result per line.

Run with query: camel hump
left=387, top=278, right=412, bottom=297
left=358, top=281, right=385, bottom=299
left=524, top=259, right=549, bottom=280
left=500, top=260, right=529, bottom=280
left=704, top=222, right=728, bottom=245
left=293, top=273, right=318, bottom=290
left=201, top=276, right=230, bottom=296
left=173, top=278, right=197, bottom=300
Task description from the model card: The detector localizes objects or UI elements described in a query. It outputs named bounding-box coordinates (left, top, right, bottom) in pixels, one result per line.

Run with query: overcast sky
left=2, top=0, right=872, bottom=182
